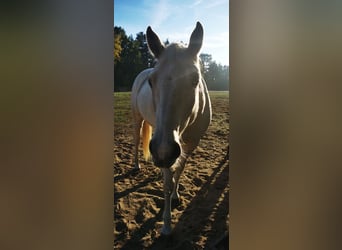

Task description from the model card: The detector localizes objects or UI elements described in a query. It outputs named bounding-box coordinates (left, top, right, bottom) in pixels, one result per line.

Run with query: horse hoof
left=161, top=225, right=172, bottom=235
left=171, top=191, right=180, bottom=200
left=171, top=197, right=181, bottom=208
left=133, top=164, right=141, bottom=171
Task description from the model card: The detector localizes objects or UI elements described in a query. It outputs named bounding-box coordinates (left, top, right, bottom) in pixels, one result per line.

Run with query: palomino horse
left=131, top=22, right=212, bottom=235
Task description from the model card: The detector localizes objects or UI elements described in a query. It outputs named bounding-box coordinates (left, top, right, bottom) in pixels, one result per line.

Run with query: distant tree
left=136, top=32, right=154, bottom=68
left=113, top=26, right=229, bottom=92
left=114, top=26, right=126, bottom=66
left=114, top=27, right=144, bottom=91
left=203, top=61, right=229, bottom=90
left=199, top=53, right=213, bottom=74
left=206, top=61, right=219, bottom=87
left=114, top=33, right=122, bottom=65
left=164, top=39, right=170, bottom=46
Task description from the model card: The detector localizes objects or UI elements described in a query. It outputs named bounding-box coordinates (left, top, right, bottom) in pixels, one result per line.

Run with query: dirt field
left=114, top=91, right=229, bottom=249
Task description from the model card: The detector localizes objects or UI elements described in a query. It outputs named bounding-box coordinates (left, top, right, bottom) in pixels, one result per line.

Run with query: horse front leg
left=171, top=153, right=187, bottom=201
left=161, top=168, right=173, bottom=235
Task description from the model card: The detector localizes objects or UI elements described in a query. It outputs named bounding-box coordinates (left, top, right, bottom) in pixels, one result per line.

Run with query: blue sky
left=114, top=0, right=229, bottom=66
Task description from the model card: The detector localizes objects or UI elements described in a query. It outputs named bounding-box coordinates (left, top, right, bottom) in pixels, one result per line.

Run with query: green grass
left=114, top=90, right=229, bottom=125
left=209, top=91, right=229, bottom=99
left=114, top=92, right=131, bottom=125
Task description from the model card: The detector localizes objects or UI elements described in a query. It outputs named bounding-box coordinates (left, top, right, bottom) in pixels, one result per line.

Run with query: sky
left=114, top=0, right=229, bottom=66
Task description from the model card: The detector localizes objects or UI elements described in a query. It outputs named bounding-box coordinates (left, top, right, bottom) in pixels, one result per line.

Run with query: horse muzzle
left=149, top=139, right=181, bottom=168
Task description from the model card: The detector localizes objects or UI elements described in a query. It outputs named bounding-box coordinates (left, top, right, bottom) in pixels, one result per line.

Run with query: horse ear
left=188, top=22, right=203, bottom=57
left=146, top=26, right=165, bottom=58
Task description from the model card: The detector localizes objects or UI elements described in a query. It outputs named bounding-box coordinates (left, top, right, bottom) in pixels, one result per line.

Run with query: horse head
left=146, top=22, right=204, bottom=168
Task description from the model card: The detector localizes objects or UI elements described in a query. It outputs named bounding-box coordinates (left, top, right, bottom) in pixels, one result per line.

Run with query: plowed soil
left=114, top=91, right=229, bottom=249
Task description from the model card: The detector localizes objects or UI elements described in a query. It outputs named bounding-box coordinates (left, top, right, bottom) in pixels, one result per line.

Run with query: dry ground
left=114, top=91, right=229, bottom=249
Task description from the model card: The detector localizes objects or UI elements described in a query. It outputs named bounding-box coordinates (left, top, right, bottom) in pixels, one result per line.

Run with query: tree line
left=114, top=26, right=229, bottom=92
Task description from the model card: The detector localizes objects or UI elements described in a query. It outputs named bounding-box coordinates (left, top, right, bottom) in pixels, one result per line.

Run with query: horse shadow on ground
left=114, top=168, right=140, bottom=182
left=114, top=161, right=161, bottom=201
left=118, top=144, right=229, bottom=250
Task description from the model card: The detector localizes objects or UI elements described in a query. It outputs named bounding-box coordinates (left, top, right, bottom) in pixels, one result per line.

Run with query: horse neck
left=199, top=77, right=210, bottom=110
left=182, top=78, right=206, bottom=129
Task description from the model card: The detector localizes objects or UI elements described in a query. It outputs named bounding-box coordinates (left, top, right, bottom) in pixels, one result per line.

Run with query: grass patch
left=209, top=91, right=229, bottom=100
left=113, top=90, right=229, bottom=126
left=114, top=92, right=131, bottom=125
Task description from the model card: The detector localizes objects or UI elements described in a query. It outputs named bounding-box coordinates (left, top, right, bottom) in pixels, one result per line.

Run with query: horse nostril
left=149, top=138, right=181, bottom=168
left=171, top=142, right=181, bottom=160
